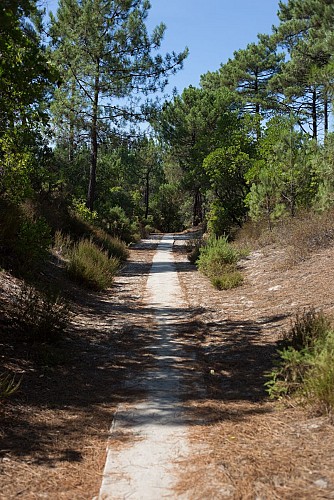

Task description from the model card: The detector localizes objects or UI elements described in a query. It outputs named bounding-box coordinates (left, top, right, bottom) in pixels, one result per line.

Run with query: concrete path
left=98, top=235, right=193, bottom=499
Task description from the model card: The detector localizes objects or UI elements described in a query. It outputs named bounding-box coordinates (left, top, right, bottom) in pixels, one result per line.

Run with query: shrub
left=266, top=310, right=334, bottom=415
left=11, top=285, right=69, bottom=343
left=105, top=206, right=134, bottom=243
left=212, top=270, right=244, bottom=290
left=67, top=238, right=119, bottom=290
left=283, top=308, right=331, bottom=351
left=196, top=236, right=245, bottom=290
left=305, top=333, right=334, bottom=414
left=16, top=216, right=51, bottom=267
left=53, top=230, right=73, bottom=257
left=198, top=236, right=238, bottom=275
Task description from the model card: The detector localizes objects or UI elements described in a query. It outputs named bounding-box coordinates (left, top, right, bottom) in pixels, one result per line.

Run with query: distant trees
left=4, top=0, right=334, bottom=239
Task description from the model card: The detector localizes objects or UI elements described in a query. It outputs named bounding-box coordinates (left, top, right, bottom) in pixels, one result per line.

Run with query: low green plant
left=197, top=236, right=244, bottom=290
left=283, top=308, right=331, bottom=351
left=0, top=372, right=22, bottom=401
left=211, top=270, right=244, bottom=290
left=67, top=238, right=119, bottom=290
left=105, top=206, right=134, bottom=243
left=265, top=346, right=312, bottom=399
left=11, top=285, right=69, bottom=343
left=304, top=332, right=334, bottom=414
left=72, top=199, right=98, bottom=223
left=266, top=310, right=334, bottom=415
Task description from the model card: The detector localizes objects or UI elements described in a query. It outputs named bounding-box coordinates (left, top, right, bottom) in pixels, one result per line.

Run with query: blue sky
left=42, top=0, right=280, bottom=94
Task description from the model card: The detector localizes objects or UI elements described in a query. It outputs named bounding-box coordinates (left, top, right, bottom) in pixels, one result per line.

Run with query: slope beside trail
left=98, top=234, right=202, bottom=499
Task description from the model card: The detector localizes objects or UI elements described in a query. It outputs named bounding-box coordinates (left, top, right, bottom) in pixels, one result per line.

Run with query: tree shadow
left=0, top=235, right=283, bottom=466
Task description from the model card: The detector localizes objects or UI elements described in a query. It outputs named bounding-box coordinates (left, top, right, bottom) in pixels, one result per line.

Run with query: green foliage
left=151, top=183, right=184, bottom=232
left=0, top=372, right=22, bottom=401
left=304, top=333, right=334, bottom=414
left=0, top=199, right=51, bottom=271
left=198, top=236, right=240, bottom=272
left=104, top=205, right=136, bottom=244
left=67, top=238, right=119, bottom=290
left=202, top=34, right=284, bottom=119
left=266, top=309, right=334, bottom=414
left=265, top=346, right=312, bottom=398
left=11, top=285, right=69, bottom=343
left=16, top=216, right=51, bottom=268
left=0, top=133, right=33, bottom=202
left=311, top=134, right=334, bottom=211
left=72, top=199, right=98, bottom=223
left=211, top=271, right=244, bottom=290
left=186, top=237, right=204, bottom=264
left=283, top=308, right=331, bottom=351
left=50, top=0, right=187, bottom=210
left=197, top=236, right=244, bottom=290
left=245, top=116, right=313, bottom=227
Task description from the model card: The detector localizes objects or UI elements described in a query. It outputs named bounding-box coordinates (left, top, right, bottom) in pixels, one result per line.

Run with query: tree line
left=2, top=0, right=334, bottom=241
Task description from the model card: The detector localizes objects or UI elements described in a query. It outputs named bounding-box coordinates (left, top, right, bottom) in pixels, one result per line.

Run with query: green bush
left=11, top=285, right=69, bottom=343
left=212, top=270, right=244, bottom=290
left=283, top=308, right=331, bottom=351
left=305, top=333, right=334, bottom=414
left=197, top=236, right=244, bottom=289
left=16, top=216, right=51, bottom=267
left=186, top=237, right=204, bottom=265
left=0, top=200, right=51, bottom=271
left=266, top=310, right=334, bottom=415
left=67, top=238, right=119, bottom=290
left=105, top=206, right=134, bottom=243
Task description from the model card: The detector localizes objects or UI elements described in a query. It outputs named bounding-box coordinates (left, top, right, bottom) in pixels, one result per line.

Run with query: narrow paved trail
left=98, top=235, right=198, bottom=499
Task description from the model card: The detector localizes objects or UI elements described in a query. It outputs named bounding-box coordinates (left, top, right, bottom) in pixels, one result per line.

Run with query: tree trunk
left=312, top=88, right=317, bottom=141
left=68, top=79, right=75, bottom=163
left=324, top=89, right=329, bottom=137
left=87, top=69, right=100, bottom=211
left=192, top=188, right=203, bottom=226
left=144, top=168, right=150, bottom=220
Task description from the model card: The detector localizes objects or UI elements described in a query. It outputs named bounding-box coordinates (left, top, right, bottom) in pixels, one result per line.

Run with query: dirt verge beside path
left=173, top=240, right=334, bottom=499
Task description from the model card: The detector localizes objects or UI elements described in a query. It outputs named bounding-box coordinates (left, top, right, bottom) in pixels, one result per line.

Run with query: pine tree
left=201, top=35, right=284, bottom=127
left=50, top=0, right=188, bottom=211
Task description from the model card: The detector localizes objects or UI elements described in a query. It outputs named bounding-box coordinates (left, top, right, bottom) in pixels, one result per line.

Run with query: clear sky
left=42, top=0, right=280, bottom=95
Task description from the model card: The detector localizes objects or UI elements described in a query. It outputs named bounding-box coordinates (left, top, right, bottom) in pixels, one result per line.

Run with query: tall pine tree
left=50, top=0, right=188, bottom=210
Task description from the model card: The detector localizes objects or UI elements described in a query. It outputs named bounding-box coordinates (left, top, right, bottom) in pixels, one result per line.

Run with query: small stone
left=314, top=479, right=328, bottom=489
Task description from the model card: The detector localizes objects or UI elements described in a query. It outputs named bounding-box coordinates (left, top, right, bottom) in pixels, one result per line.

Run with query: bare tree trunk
left=312, top=88, right=317, bottom=141
left=324, top=89, right=329, bottom=137
left=144, top=168, right=150, bottom=220
left=87, top=69, right=99, bottom=211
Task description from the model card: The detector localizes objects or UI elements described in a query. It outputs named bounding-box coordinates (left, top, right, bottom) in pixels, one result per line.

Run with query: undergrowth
left=197, top=236, right=245, bottom=290
left=236, top=209, right=334, bottom=267
left=11, top=285, right=70, bottom=343
left=67, top=238, right=119, bottom=290
left=266, top=309, right=334, bottom=416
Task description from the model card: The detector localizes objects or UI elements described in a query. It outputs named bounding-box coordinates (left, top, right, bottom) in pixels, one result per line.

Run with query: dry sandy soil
left=1, top=234, right=334, bottom=498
